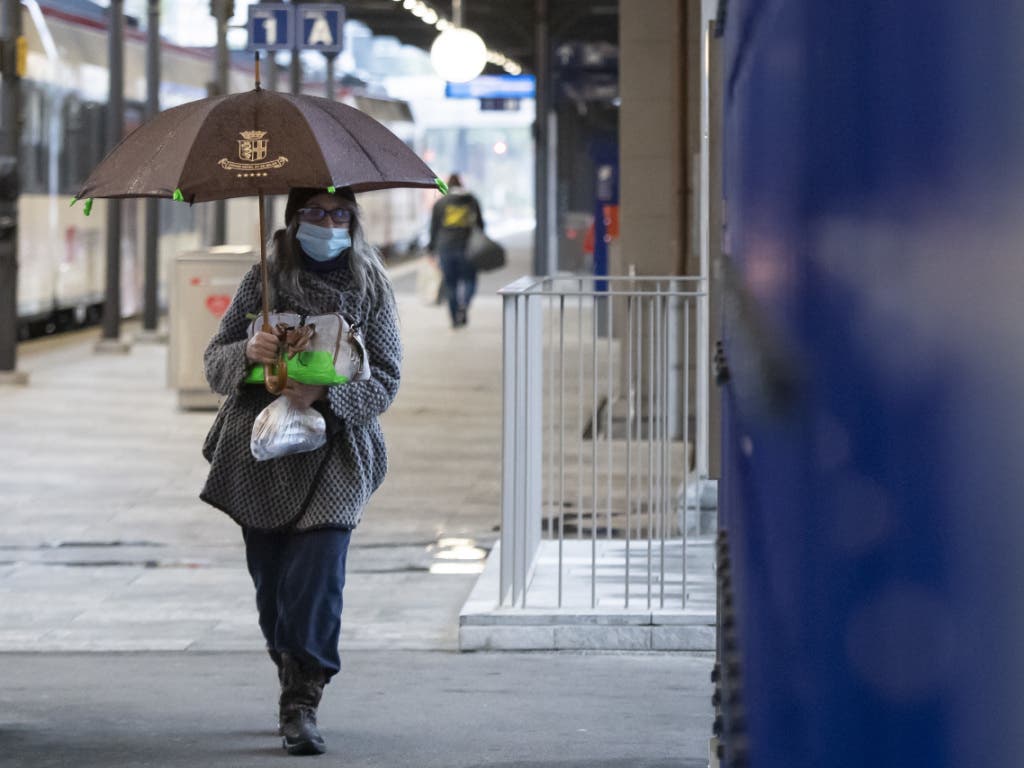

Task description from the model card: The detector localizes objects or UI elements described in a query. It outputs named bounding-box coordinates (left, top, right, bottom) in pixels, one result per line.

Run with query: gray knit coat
left=200, top=262, right=401, bottom=531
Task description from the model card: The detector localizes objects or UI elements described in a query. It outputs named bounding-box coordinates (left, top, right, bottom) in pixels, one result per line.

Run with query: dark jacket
left=200, top=262, right=401, bottom=531
left=428, top=190, right=484, bottom=255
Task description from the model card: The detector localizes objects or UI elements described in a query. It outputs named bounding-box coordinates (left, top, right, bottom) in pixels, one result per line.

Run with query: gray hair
left=269, top=199, right=394, bottom=315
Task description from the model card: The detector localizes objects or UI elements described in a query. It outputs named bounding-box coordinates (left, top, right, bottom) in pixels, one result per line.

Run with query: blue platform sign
left=445, top=75, right=536, bottom=100
left=247, top=3, right=293, bottom=51
left=299, top=5, right=345, bottom=53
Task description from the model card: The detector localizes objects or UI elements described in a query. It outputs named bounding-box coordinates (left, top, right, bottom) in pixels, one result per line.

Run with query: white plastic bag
left=415, top=255, right=444, bottom=306
left=250, top=396, right=327, bottom=461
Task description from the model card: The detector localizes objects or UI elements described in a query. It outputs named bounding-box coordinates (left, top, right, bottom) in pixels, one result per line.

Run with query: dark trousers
left=242, top=527, right=352, bottom=680
left=439, top=249, right=477, bottom=324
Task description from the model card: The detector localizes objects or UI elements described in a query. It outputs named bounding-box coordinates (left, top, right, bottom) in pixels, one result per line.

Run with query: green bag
left=244, top=312, right=370, bottom=386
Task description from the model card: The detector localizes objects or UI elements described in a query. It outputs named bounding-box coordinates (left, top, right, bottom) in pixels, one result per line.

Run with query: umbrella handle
left=265, top=358, right=288, bottom=394
left=264, top=332, right=288, bottom=394
left=257, top=190, right=287, bottom=394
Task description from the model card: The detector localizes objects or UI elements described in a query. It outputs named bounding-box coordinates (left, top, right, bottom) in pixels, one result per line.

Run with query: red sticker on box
left=205, top=295, right=231, bottom=317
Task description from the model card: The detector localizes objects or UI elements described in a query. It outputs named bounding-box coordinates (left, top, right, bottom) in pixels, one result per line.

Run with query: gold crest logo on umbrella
left=218, top=130, right=289, bottom=177
left=239, top=130, right=268, bottom=161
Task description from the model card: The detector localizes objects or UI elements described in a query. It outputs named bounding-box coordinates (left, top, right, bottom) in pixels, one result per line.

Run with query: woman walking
left=200, top=186, right=401, bottom=756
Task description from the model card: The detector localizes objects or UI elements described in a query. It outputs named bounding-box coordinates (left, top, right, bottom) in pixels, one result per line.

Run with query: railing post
left=500, top=279, right=544, bottom=607
left=523, top=290, right=543, bottom=604
left=500, top=292, right=517, bottom=605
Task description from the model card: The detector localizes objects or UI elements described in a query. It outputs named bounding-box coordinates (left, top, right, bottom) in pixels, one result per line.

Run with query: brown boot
left=269, top=650, right=285, bottom=735
left=279, top=653, right=327, bottom=756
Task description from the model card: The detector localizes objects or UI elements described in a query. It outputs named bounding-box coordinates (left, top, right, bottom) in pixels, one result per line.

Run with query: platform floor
left=460, top=538, right=716, bottom=651
left=1, top=227, right=715, bottom=654
left=0, top=256, right=516, bottom=653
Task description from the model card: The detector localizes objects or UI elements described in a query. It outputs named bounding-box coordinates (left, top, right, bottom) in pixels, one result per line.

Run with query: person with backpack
left=427, top=173, right=484, bottom=328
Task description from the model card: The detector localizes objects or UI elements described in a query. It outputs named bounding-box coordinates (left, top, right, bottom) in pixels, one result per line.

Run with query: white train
left=14, top=0, right=431, bottom=337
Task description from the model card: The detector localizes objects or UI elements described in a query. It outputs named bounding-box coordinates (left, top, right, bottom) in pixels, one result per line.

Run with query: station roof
left=338, top=0, right=619, bottom=73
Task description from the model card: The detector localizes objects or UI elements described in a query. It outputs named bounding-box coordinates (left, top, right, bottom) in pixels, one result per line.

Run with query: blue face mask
left=296, top=221, right=352, bottom=261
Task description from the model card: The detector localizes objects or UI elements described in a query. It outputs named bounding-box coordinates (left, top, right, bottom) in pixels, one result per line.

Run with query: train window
left=19, top=84, right=47, bottom=195
left=62, top=96, right=85, bottom=193
left=58, top=98, right=106, bottom=196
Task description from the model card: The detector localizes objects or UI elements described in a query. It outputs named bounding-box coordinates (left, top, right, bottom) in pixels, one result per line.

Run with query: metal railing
left=499, top=275, right=708, bottom=610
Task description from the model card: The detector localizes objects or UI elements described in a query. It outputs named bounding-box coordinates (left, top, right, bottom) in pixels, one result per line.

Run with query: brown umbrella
left=75, top=86, right=443, bottom=203
left=75, top=58, right=444, bottom=391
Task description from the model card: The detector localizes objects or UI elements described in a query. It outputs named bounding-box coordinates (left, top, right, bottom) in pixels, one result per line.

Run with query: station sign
left=247, top=3, right=345, bottom=53
left=247, top=3, right=294, bottom=51
left=554, top=42, right=618, bottom=73
left=299, top=5, right=345, bottom=53
left=445, top=75, right=536, bottom=100
left=479, top=98, right=521, bottom=112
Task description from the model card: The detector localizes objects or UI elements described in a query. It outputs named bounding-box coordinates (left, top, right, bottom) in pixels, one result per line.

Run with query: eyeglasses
left=297, top=207, right=353, bottom=225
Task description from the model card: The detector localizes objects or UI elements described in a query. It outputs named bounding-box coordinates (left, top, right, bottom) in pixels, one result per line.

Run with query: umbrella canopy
left=76, top=87, right=444, bottom=203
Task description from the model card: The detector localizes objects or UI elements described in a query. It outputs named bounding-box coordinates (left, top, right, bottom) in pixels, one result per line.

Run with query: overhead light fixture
left=394, top=0, right=522, bottom=81
left=430, top=0, right=486, bottom=83
left=431, top=26, right=486, bottom=83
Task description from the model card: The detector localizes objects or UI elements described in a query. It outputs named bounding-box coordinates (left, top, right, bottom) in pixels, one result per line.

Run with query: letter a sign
left=300, top=5, right=345, bottom=54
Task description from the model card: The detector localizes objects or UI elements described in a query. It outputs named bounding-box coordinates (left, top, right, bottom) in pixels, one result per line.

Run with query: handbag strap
left=330, top=313, right=346, bottom=364
left=278, top=323, right=315, bottom=359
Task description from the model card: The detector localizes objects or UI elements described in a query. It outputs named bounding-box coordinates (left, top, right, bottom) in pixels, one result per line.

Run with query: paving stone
left=459, top=625, right=558, bottom=651
left=652, top=625, right=717, bottom=651
left=556, top=625, right=654, bottom=650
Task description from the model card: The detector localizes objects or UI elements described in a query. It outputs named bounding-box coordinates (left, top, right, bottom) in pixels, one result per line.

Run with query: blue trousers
left=242, top=527, right=351, bottom=680
left=439, top=249, right=477, bottom=324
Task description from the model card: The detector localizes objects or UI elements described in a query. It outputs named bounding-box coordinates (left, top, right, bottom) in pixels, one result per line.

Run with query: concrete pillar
left=617, top=0, right=687, bottom=278
left=617, top=1, right=696, bottom=449
left=614, top=1, right=712, bottom=481
left=98, top=0, right=129, bottom=353
left=211, top=0, right=229, bottom=245
left=141, top=0, right=162, bottom=337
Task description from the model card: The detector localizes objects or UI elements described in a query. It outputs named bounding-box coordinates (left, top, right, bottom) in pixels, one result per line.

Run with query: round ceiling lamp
left=430, top=26, right=487, bottom=83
